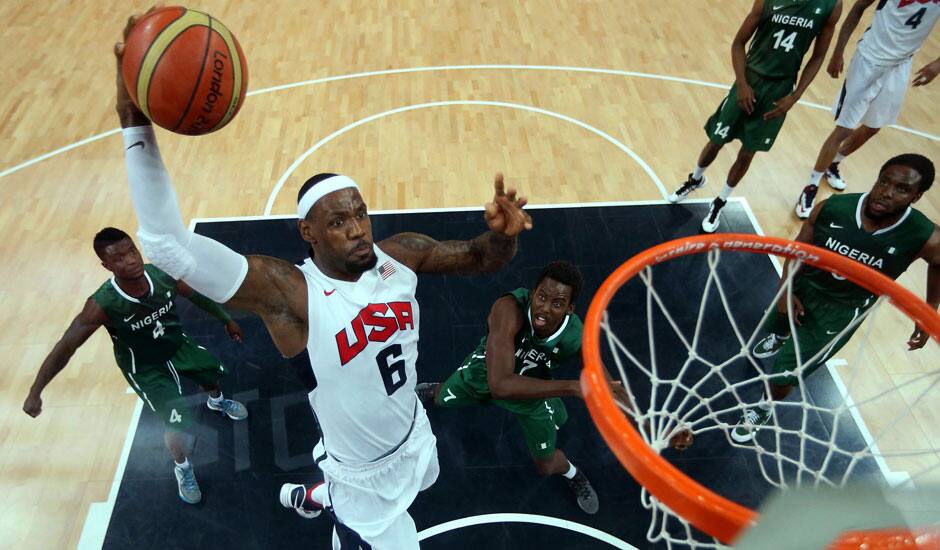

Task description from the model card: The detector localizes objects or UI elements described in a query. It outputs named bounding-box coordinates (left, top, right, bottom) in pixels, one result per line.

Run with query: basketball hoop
left=581, top=234, right=940, bottom=549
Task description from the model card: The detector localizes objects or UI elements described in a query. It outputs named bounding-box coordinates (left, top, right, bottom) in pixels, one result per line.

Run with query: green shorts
left=437, top=356, right=568, bottom=459
left=766, top=281, right=869, bottom=387
left=118, top=337, right=226, bottom=429
left=705, top=71, right=795, bottom=152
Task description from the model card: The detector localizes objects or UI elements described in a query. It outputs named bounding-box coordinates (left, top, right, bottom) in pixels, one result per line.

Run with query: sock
left=718, top=184, right=734, bottom=201
left=309, top=483, right=328, bottom=507
left=562, top=462, right=578, bottom=479
left=757, top=400, right=772, bottom=412
left=809, top=170, right=824, bottom=187
left=692, top=165, right=706, bottom=181
left=833, top=152, right=846, bottom=164
left=208, top=392, right=224, bottom=405
left=175, top=458, right=191, bottom=469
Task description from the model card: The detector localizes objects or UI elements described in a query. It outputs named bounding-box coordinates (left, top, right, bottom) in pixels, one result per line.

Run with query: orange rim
left=581, top=234, right=940, bottom=546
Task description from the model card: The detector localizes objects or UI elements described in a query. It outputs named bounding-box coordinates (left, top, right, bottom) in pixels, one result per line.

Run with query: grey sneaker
left=415, top=383, right=439, bottom=406
left=174, top=463, right=202, bottom=504
left=668, top=174, right=706, bottom=203
left=565, top=468, right=599, bottom=515
left=731, top=407, right=772, bottom=443
left=207, top=397, right=248, bottom=420
left=280, top=482, right=324, bottom=519
left=753, top=333, right=788, bottom=359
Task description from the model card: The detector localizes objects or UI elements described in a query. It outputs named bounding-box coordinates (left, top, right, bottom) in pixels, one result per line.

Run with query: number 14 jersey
left=747, top=0, right=839, bottom=79
left=298, top=246, right=421, bottom=464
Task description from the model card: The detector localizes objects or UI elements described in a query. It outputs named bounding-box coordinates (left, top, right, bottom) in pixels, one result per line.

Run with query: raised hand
left=483, top=173, right=533, bottom=237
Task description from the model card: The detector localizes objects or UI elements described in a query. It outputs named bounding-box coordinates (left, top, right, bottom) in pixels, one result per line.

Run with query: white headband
left=297, top=175, right=361, bottom=219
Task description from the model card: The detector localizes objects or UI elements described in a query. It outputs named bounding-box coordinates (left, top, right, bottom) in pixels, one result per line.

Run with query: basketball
left=121, top=6, right=248, bottom=136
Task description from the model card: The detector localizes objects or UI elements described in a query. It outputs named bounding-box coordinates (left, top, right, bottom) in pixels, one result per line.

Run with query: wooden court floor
left=1, top=1, right=938, bottom=547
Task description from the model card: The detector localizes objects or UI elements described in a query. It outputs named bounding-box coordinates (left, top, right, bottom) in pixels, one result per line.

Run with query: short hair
left=93, top=227, right=132, bottom=259
left=535, top=261, right=584, bottom=304
left=880, top=154, right=935, bottom=193
left=297, top=173, right=339, bottom=204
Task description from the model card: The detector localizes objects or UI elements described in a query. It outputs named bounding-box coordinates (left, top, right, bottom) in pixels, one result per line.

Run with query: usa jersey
left=298, top=245, right=421, bottom=464
left=857, top=0, right=940, bottom=65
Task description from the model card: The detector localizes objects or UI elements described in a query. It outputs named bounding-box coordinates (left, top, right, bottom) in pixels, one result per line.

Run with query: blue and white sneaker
left=207, top=396, right=248, bottom=420
left=174, top=463, right=202, bottom=504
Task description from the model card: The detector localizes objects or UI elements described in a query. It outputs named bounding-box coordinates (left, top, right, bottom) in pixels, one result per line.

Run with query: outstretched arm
left=116, top=13, right=308, bottom=357
left=828, top=0, right=876, bottom=78
left=379, top=173, right=532, bottom=274
left=484, top=297, right=581, bottom=400
left=23, top=299, right=108, bottom=417
left=909, top=227, right=940, bottom=350
left=765, top=1, right=843, bottom=119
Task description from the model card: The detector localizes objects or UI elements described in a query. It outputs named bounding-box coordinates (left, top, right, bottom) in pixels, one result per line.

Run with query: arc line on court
left=262, top=99, right=668, bottom=215
left=415, top=513, right=639, bottom=549
left=3, top=64, right=937, bottom=179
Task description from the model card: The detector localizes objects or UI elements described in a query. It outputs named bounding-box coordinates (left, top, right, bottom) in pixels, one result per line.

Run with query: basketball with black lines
left=121, top=6, right=248, bottom=136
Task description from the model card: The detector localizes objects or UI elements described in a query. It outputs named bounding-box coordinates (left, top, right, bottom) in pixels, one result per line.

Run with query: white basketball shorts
left=317, top=405, right=440, bottom=550
left=832, top=53, right=912, bottom=129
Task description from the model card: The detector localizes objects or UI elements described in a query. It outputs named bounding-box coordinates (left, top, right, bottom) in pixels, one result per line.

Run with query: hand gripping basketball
left=483, top=173, right=533, bottom=237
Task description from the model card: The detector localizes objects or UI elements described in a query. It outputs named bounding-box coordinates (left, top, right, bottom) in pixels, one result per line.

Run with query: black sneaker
left=700, top=198, right=726, bottom=233
left=564, top=468, right=599, bottom=514
left=415, top=383, right=439, bottom=406
left=795, top=184, right=818, bottom=219
left=825, top=162, right=846, bottom=191
left=668, top=174, right=706, bottom=203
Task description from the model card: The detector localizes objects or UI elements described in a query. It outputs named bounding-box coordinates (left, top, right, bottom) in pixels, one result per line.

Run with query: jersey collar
left=110, top=270, right=154, bottom=304
left=528, top=306, right=570, bottom=343
left=856, top=193, right=912, bottom=236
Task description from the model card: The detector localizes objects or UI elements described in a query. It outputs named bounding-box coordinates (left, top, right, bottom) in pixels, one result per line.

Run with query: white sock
left=809, top=170, right=824, bottom=187
left=208, top=392, right=224, bottom=405
left=562, top=462, right=578, bottom=479
left=692, top=165, right=706, bottom=180
left=757, top=400, right=772, bottom=412
left=833, top=153, right=846, bottom=164
left=718, top=184, right=734, bottom=201
left=311, top=483, right=328, bottom=506
left=175, top=458, right=191, bottom=469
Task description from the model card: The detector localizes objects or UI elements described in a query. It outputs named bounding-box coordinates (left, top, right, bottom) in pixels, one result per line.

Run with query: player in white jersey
left=114, top=12, right=533, bottom=549
left=795, top=0, right=940, bottom=218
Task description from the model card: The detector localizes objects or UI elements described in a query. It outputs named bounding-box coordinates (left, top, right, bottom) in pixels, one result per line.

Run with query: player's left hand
left=225, top=320, right=244, bottom=343
left=484, top=173, right=533, bottom=237
left=912, top=59, right=940, bottom=87
left=763, top=94, right=798, bottom=120
left=907, top=325, right=930, bottom=350
left=668, top=427, right=694, bottom=451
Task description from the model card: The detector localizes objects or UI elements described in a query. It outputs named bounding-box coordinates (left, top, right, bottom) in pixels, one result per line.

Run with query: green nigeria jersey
left=91, top=264, right=185, bottom=369
left=801, top=193, right=935, bottom=306
left=746, top=0, right=836, bottom=79
left=471, top=288, right=583, bottom=380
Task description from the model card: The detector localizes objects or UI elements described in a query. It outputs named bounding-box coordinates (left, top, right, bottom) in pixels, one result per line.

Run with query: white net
left=597, top=245, right=940, bottom=549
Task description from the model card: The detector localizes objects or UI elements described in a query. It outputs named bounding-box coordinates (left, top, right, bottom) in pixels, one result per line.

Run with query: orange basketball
left=121, top=6, right=248, bottom=136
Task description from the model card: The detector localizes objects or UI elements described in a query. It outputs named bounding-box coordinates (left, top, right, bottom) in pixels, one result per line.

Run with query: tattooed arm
left=379, top=173, right=532, bottom=275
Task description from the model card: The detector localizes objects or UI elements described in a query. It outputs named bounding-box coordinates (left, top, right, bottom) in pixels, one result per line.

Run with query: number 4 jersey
left=746, top=0, right=839, bottom=79
left=92, top=264, right=185, bottom=369
left=298, top=246, right=421, bottom=464
left=857, top=0, right=940, bottom=66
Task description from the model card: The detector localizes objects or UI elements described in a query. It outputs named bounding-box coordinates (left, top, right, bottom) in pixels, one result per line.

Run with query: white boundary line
left=3, top=64, right=938, bottom=179
left=416, top=513, right=639, bottom=549
left=77, top=398, right=144, bottom=550
left=736, top=198, right=906, bottom=484
left=262, top=99, right=667, bottom=215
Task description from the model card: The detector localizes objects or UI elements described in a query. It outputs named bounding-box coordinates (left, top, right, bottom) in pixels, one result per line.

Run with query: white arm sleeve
left=123, top=126, right=248, bottom=302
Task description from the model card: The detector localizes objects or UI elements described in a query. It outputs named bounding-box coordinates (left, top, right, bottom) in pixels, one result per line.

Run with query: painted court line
left=416, top=513, right=639, bottom=549
left=3, top=64, right=938, bottom=179
left=262, top=99, right=668, bottom=215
